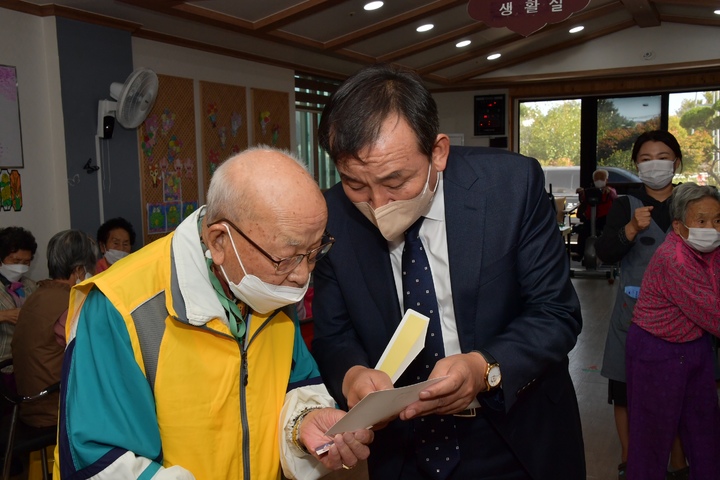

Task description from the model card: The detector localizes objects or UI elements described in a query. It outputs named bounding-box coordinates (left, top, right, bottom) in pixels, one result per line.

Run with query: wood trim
left=324, top=0, right=467, bottom=51
left=378, top=24, right=490, bottom=63
left=652, top=0, right=720, bottom=6
left=1, top=1, right=141, bottom=31
left=620, top=0, right=660, bottom=27
left=661, top=14, right=720, bottom=27
left=449, top=20, right=635, bottom=82
left=255, top=0, right=335, bottom=32
left=416, top=1, right=625, bottom=76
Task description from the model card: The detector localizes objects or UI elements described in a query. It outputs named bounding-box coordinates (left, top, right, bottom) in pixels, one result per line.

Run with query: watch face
left=488, top=365, right=502, bottom=388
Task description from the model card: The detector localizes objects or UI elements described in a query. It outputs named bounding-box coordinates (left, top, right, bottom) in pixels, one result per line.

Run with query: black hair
left=0, top=227, right=37, bottom=261
left=318, top=64, right=438, bottom=165
left=631, top=130, right=683, bottom=170
left=96, top=217, right=136, bottom=246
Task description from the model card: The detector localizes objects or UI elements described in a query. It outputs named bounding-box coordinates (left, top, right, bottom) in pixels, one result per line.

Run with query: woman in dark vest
left=595, top=130, right=687, bottom=480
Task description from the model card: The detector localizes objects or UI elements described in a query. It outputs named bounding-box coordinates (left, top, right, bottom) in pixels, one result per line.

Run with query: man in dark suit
left=311, top=64, right=585, bottom=480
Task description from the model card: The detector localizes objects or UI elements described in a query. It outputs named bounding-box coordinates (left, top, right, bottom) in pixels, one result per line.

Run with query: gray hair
left=205, top=145, right=309, bottom=224
left=669, top=182, right=720, bottom=222
left=47, top=230, right=100, bottom=280
left=593, top=169, right=609, bottom=180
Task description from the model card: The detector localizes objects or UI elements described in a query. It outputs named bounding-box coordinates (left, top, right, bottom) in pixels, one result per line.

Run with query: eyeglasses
left=214, top=218, right=335, bottom=275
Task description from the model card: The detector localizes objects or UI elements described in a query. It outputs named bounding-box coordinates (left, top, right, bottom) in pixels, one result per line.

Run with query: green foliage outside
left=519, top=92, right=720, bottom=186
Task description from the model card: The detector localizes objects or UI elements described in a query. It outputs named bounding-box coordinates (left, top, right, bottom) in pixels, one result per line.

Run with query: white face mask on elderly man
left=683, top=226, right=720, bottom=253
left=353, top=164, right=440, bottom=241
left=218, top=224, right=309, bottom=314
left=104, top=249, right=129, bottom=265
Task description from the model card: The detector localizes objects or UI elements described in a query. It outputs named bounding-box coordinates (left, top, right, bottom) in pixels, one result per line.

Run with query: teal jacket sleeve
left=287, top=305, right=321, bottom=389
left=57, top=287, right=167, bottom=479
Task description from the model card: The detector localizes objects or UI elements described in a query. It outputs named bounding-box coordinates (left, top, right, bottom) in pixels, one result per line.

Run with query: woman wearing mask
left=0, top=227, right=38, bottom=363
left=95, top=217, right=136, bottom=273
left=626, top=183, right=720, bottom=479
left=595, top=130, right=687, bottom=480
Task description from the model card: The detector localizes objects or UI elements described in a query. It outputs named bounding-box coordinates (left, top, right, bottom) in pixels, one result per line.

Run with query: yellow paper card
left=375, top=309, right=429, bottom=384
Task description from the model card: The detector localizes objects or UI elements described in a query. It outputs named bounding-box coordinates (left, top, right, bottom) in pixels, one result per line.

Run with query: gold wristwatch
left=476, top=350, right=502, bottom=391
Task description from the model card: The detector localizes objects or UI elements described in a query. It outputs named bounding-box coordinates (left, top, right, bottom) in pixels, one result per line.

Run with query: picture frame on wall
left=0, top=65, right=24, bottom=168
left=474, top=94, right=506, bottom=137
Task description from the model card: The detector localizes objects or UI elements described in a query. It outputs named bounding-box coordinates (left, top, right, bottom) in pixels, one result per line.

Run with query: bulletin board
left=200, top=81, right=248, bottom=196
left=251, top=88, right=290, bottom=150
left=0, top=65, right=24, bottom=168
left=137, top=74, right=198, bottom=246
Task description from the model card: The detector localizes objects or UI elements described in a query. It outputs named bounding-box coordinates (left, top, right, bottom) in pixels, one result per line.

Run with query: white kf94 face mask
left=353, top=164, right=440, bottom=241
left=0, top=263, right=29, bottom=283
left=682, top=225, right=720, bottom=253
left=218, top=223, right=308, bottom=314
left=637, top=160, right=675, bottom=190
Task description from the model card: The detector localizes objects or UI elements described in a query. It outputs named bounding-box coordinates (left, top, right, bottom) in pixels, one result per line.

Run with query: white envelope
left=325, top=376, right=446, bottom=435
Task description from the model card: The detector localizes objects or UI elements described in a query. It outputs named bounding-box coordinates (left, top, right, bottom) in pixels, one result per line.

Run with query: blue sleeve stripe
left=138, top=461, right=162, bottom=480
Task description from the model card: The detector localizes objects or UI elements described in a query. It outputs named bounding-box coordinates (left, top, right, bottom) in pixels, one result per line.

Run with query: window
left=519, top=99, right=581, bottom=166
left=294, top=73, right=341, bottom=190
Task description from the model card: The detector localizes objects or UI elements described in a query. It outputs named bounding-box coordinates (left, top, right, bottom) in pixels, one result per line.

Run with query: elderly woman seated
left=11, top=230, right=98, bottom=428
left=0, top=227, right=38, bottom=363
left=625, top=182, right=720, bottom=480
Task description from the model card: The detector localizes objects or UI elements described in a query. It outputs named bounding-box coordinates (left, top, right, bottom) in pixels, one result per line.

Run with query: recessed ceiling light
left=487, top=53, right=501, bottom=60
left=416, top=24, right=434, bottom=32
left=456, top=40, right=471, bottom=48
left=364, top=1, right=383, bottom=11
left=715, top=9, right=720, bottom=15
left=569, top=26, right=584, bottom=33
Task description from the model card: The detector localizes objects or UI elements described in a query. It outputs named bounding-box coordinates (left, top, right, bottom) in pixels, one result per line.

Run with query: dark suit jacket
left=312, top=146, right=585, bottom=479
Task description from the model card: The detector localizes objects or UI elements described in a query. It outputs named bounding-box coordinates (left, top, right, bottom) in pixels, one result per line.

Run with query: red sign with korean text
left=468, top=0, right=591, bottom=37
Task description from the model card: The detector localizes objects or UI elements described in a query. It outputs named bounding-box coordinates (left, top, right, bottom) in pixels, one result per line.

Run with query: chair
left=0, top=359, right=59, bottom=480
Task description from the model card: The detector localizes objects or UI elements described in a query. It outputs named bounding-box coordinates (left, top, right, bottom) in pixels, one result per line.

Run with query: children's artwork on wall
left=200, top=81, right=248, bottom=196
left=138, top=75, right=198, bottom=245
left=166, top=202, right=182, bottom=229
left=0, top=66, right=24, bottom=168
left=147, top=203, right=167, bottom=234
left=231, top=112, right=242, bottom=137
left=0, top=169, right=11, bottom=211
left=163, top=172, right=182, bottom=203
left=251, top=88, right=290, bottom=150
left=182, top=201, right=198, bottom=220
left=9, top=169, right=21, bottom=211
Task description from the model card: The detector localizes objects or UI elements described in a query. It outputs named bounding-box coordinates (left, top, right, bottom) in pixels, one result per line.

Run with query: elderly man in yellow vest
left=55, top=147, right=373, bottom=479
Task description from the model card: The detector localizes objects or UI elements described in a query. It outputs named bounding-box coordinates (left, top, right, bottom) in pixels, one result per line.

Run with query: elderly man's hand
left=399, top=352, right=486, bottom=420
left=342, top=365, right=393, bottom=409
left=300, top=408, right=373, bottom=471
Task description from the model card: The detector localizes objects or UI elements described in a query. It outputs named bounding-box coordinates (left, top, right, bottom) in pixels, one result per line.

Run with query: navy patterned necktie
left=402, top=216, right=460, bottom=480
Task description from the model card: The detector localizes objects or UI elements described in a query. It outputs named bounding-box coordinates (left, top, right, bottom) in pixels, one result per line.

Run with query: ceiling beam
left=416, top=0, right=624, bottom=76
left=449, top=20, right=635, bottom=83
left=324, top=0, right=467, bottom=50
left=378, top=24, right=490, bottom=63
left=620, top=0, right=660, bottom=27
left=652, top=0, right=720, bottom=6
left=254, top=0, right=336, bottom=32
left=661, top=14, right=720, bottom=27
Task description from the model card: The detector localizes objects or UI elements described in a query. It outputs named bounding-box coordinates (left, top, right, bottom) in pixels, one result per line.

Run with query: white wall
left=0, top=9, right=69, bottom=280
left=132, top=38, right=296, bottom=203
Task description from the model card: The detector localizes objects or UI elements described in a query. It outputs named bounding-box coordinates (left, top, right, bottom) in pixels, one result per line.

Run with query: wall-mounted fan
left=97, top=67, right=159, bottom=139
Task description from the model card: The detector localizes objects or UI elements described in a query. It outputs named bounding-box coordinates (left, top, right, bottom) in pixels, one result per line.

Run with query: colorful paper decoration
left=468, top=0, right=591, bottom=37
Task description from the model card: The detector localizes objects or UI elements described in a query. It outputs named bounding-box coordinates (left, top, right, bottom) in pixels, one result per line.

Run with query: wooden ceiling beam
left=416, top=1, right=624, bottom=76
left=449, top=20, right=635, bottom=83
left=378, top=24, right=490, bottom=63
left=660, top=14, right=720, bottom=27
left=254, top=0, right=336, bottom=32
left=652, top=0, right=720, bottom=7
left=620, top=0, right=661, bottom=27
left=324, top=0, right=467, bottom=51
